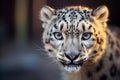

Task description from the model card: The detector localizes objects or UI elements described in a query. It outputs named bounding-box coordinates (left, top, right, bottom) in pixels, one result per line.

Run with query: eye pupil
left=57, top=33, right=61, bottom=36
left=84, top=34, right=88, bottom=37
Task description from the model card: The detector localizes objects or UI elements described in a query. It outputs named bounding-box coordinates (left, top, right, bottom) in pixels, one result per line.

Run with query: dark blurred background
left=0, top=0, right=120, bottom=80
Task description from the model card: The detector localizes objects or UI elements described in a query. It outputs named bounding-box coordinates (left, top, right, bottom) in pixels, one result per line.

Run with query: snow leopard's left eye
left=53, top=32, right=63, bottom=40
left=82, top=32, right=92, bottom=40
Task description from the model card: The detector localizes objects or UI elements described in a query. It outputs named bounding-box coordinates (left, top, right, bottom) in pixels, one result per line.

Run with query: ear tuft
left=92, top=5, right=109, bottom=22
left=40, top=6, right=54, bottom=23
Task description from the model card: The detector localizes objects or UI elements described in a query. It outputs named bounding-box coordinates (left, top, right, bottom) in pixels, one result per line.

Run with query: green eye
left=53, top=32, right=63, bottom=40
left=82, top=32, right=92, bottom=40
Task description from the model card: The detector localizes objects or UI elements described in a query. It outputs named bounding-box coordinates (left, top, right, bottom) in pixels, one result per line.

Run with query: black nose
left=65, top=53, right=79, bottom=60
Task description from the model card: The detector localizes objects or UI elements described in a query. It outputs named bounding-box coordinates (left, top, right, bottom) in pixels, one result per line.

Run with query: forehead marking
left=54, top=8, right=92, bottom=32
left=82, top=23, right=85, bottom=31
left=54, top=24, right=57, bottom=29
left=60, top=23, right=64, bottom=31
left=88, top=25, right=92, bottom=29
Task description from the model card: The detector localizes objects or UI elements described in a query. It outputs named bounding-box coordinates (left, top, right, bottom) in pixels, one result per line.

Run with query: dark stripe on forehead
left=54, top=24, right=58, bottom=29
left=60, top=23, right=64, bottom=31
left=88, top=25, right=92, bottom=29
left=82, top=23, right=85, bottom=31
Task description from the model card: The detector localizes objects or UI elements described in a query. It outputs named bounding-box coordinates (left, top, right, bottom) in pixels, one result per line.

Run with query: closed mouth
left=60, top=61, right=84, bottom=66
left=59, top=59, right=86, bottom=72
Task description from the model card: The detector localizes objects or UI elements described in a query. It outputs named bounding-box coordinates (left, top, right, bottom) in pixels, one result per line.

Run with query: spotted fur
left=40, top=5, right=120, bottom=80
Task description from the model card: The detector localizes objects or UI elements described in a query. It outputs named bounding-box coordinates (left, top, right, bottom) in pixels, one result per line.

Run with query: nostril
left=65, top=53, right=79, bottom=60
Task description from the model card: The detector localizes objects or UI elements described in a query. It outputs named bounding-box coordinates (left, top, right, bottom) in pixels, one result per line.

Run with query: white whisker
left=47, top=59, right=59, bottom=65
left=88, top=53, right=98, bottom=59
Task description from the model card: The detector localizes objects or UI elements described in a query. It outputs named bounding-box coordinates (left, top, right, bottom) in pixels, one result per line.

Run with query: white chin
left=64, top=65, right=81, bottom=72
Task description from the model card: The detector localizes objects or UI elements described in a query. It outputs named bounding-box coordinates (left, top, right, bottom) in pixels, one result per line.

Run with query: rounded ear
left=40, top=6, right=54, bottom=23
left=92, top=5, right=109, bottom=22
